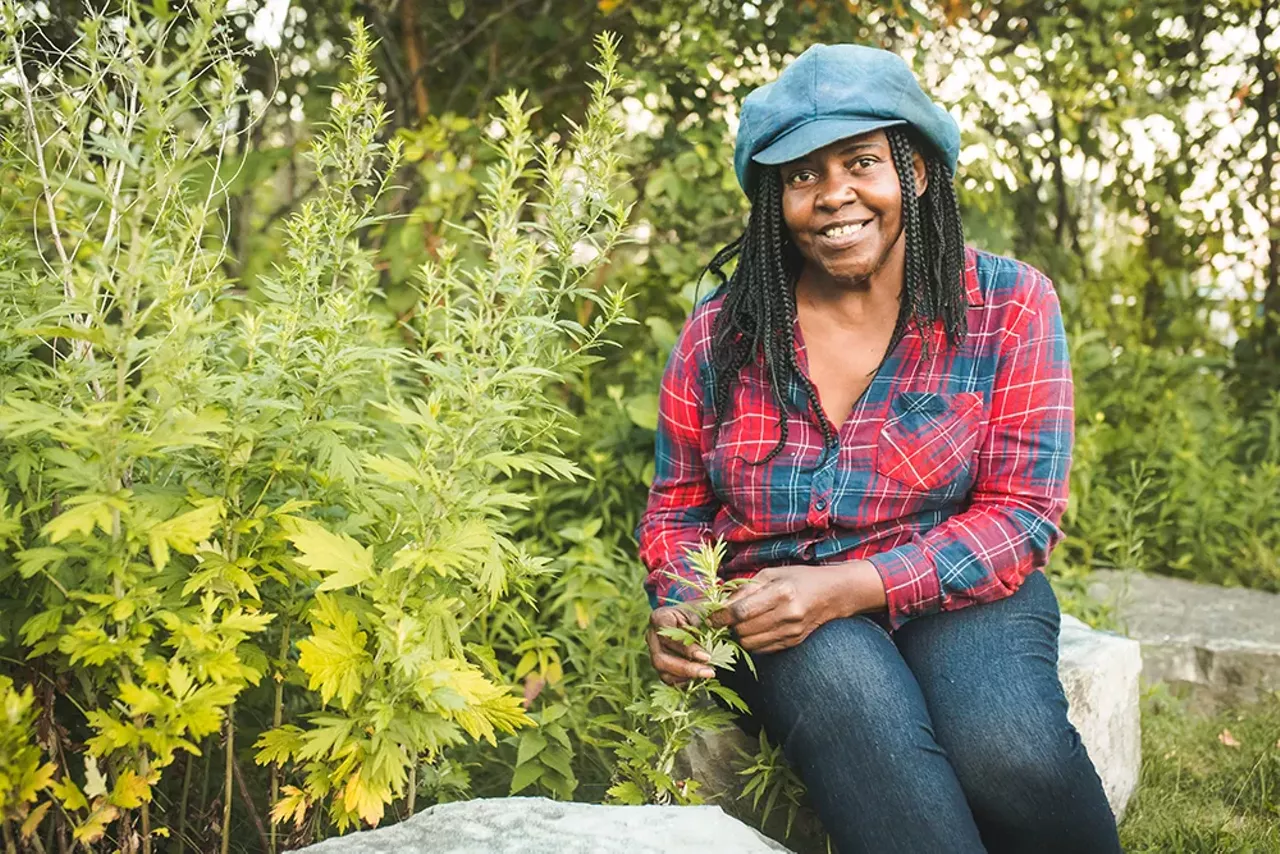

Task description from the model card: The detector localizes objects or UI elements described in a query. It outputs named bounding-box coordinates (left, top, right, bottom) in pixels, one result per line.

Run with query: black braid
left=706, top=127, right=968, bottom=464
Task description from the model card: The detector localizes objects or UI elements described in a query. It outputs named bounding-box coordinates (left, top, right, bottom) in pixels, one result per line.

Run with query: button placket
left=807, top=443, right=838, bottom=527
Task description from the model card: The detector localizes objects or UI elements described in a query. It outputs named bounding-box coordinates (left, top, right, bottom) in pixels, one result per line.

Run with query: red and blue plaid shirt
left=637, top=246, right=1074, bottom=629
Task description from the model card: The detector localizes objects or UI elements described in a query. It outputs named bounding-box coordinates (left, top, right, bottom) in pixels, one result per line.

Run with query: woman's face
left=778, top=129, right=926, bottom=288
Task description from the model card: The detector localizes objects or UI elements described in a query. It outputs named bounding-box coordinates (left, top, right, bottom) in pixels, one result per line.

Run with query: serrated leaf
left=282, top=518, right=374, bottom=591
left=606, top=780, right=645, bottom=805
left=297, top=614, right=370, bottom=709
left=110, top=770, right=152, bottom=809
left=149, top=502, right=222, bottom=570
left=52, top=777, right=87, bottom=812
left=41, top=497, right=116, bottom=543
left=706, top=683, right=748, bottom=714
left=254, top=726, right=305, bottom=766
left=270, top=785, right=309, bottom=828
left=72, top=805, right=119, bottom=844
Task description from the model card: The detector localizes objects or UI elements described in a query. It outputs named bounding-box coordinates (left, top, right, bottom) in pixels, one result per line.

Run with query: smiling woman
left=635, top=44, right=1123, bottom=854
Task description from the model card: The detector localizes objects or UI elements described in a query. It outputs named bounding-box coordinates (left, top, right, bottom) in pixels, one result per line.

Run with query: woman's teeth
left=823, top=222, right=865, bottom=237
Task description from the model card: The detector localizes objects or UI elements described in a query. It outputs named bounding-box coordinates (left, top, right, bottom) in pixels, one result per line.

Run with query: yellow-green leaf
left=281, top=517, right=374, bottom=591
left=270, top=785, right=309, bottom=829
left=109, top=769, right=152, bottom=809
left=297, top=613, right=370, bottom=708
left=149, top=502, right=222, bottom=570
left=72, top=805, right=119, bottom=844
left=20, top=801, right=51, bottom=839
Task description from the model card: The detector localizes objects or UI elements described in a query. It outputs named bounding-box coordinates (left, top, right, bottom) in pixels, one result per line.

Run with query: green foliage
left=1063, top=337, right=1280, bottom=591
left=604, top=541, right=751, bottom=806
left=0, top=3, right=632, bottom=849
left=733, top=731, right=810, bottom=844
left=0, top=675, right=56, bottom=846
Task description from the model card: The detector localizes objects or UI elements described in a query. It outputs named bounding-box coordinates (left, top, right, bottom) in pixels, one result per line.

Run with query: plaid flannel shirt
left=636, top=246, right=1074, bottom=629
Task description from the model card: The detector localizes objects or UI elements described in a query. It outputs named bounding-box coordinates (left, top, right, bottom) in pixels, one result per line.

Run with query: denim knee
left=951, top=722, right=1085, bottom=812
left=746, top=617, right=939, bottom=758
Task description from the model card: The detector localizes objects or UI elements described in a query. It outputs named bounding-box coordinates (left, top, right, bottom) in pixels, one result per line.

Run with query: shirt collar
left=963, top=246, right=984, bottom=307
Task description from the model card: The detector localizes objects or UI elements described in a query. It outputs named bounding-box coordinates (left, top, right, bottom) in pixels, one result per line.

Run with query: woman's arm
left=635, top=314, right=720, bottom=607
left=865, top=270, right=1074, bottom=629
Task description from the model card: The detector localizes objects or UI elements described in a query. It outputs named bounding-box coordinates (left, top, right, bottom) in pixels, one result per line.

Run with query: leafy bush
left=0, top=3, right=630, bottom=849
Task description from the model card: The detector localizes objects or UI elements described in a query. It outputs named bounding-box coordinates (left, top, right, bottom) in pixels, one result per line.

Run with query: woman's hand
left=709, top=561, right=886, bottom=654
left=646, top=605, right=718, bottom=685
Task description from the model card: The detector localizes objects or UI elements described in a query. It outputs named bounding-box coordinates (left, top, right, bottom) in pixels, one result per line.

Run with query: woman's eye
left=784, top=170, right=815, bottom=186
left=850, top=157, right=877, bottom=170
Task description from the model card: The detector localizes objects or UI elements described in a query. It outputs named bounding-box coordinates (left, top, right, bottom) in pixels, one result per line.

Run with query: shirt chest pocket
left=875, top=391, right=984, bottom=492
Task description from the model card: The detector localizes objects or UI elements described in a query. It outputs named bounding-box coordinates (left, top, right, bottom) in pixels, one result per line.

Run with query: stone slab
left=1087, top=569, right=1280, bottom=712
left=295, top=796, right=793, bottom=854
left=1059, top=613, right=1142, bottom=819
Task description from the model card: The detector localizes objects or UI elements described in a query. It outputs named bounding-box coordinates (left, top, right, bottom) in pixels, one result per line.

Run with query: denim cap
left=734, top=44, right=960, bottom=194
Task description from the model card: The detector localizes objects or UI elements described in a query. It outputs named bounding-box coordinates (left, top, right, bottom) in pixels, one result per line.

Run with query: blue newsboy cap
left=734, top=44, right=960, bottom=194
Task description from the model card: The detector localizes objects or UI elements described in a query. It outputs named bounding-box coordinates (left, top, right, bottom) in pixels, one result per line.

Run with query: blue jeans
left=718, top=571, right=1122, bottom=854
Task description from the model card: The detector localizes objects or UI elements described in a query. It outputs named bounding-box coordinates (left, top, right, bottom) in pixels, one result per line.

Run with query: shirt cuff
left=866, top=542, right=943, bottom=630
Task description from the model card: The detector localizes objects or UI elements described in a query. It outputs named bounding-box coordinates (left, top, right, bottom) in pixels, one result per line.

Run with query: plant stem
left=199, top=737, right=214, bottom=845
left=178, top=751, right=194, bottom=854
left=221, top=707, right=234, bottom=854
left=406, top=763, right=417, bottom=817
left=269, top=620, right=291, bottom=854
left=140, top=754, right=152, bottom=854
left=2, top=819, right=16, bottom=854
left=233, top=755, right=270, bottom=854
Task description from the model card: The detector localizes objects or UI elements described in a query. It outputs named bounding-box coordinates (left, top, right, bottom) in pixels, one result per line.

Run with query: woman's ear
left=912, top=151, right=928, bottom=197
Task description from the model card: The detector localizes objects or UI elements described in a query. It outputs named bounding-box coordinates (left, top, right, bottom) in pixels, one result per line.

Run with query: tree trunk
left=400, top=0, right=430, bottom=123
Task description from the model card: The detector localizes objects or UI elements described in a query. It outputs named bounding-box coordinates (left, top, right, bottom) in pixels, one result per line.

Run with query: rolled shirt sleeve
left=867, top=272, right=1074, bottom=629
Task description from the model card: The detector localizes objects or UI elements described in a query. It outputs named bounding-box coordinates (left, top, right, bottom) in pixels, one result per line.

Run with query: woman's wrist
left=824, top=559, right=888, bottom=619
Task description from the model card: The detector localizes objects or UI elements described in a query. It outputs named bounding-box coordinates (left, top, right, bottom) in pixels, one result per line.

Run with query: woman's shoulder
left=965, top=246, right=1061, bottom=321
left=669, top=287, right=727, bottom=369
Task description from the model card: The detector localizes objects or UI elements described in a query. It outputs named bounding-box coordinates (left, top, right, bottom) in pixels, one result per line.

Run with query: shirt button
left=815, top=498, right=827, bottom=511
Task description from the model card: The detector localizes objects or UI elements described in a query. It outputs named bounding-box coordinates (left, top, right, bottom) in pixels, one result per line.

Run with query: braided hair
left=705, top=126, right=968, bottom=464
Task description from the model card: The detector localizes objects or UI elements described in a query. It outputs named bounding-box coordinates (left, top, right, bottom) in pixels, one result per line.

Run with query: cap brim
left=752, top=116, right=907, bottom=166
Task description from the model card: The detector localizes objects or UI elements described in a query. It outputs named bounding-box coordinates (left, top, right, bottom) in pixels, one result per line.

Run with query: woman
left=636, top=44, right=1121, bottom=854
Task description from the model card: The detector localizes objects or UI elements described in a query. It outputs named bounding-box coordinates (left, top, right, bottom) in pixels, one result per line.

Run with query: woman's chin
left=814, top=256, right=876, bottom=286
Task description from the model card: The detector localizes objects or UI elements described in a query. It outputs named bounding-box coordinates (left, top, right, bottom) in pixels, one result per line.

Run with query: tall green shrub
left=0, top=1, right=630, bottom=848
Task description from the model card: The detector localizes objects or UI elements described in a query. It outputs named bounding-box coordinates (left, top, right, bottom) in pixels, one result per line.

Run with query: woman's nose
left=815, top=173, right=857, bottom=211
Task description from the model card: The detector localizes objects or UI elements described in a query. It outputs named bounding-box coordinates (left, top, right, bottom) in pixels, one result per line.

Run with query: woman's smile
left=814, top=218, right=874, bottom=251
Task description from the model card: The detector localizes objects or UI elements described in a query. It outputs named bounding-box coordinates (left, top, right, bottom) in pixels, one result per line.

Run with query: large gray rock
left=678, top=613, right=1142, bottom=851
left=1058, top=613, right=1142, bottom=819
left=1087, top=570, right=1280, bottom=712
left=295, top=796, right=792, bottom=854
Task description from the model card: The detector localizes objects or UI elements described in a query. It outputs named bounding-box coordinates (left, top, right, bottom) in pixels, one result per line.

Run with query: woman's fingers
left=718, top=579, right=784, bottom=626
left=646, top=607, right=716, bottom=683
left=649, top=605, right=711, bottom=662
left=648, top=632, right=716, bottom=682
left=658, top=631, right=710, bottom=662
left=737, top=624, right=805, bottom=654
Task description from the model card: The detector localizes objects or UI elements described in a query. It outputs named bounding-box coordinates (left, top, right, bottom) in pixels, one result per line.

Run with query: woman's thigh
left=893, top=571, right=1121, bottom=854
left=721, top=616, right=985, bottom=854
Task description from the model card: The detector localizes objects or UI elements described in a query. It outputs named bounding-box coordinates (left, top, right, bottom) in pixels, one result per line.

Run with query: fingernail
left=694, top=651, right=710, bottom=662
left=700, top=668, right=716, bottom=679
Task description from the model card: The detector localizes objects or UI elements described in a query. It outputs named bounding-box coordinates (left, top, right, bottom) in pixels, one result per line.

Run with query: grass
left=1120, top=689, right=1280, bottom=853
